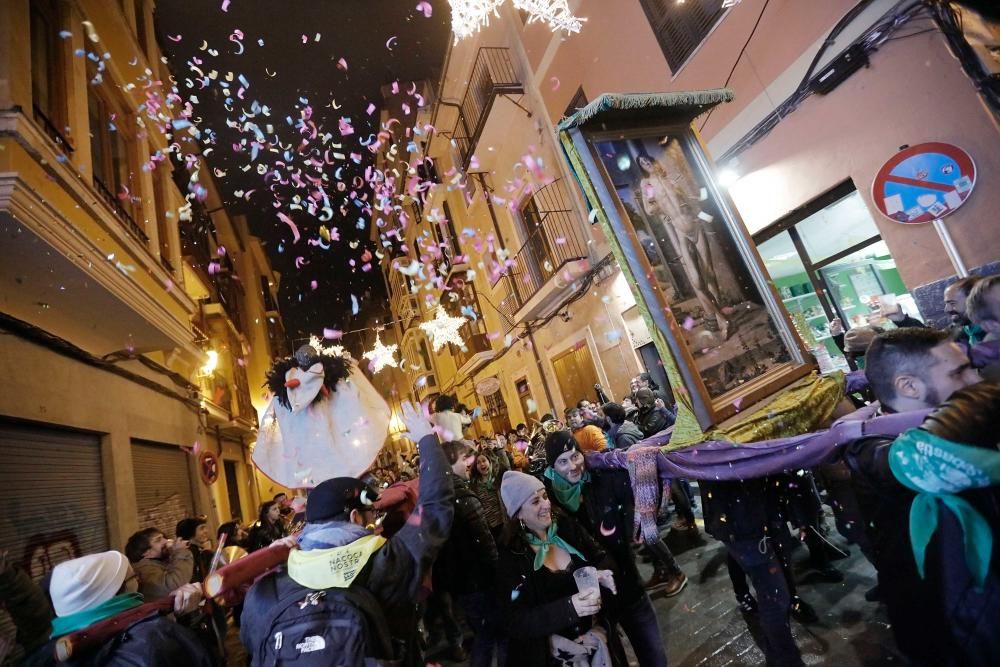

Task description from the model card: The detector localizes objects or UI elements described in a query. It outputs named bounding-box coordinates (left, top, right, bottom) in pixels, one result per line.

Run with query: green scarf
left=51, top=592, right=144, bottom=638
left=544, top=467, right=590, bottom=512
left=889, top=429, right=1000, bottom=588
left=524, top=521, right=586, bottom=571
left=964, top=324, right=985, bottom=346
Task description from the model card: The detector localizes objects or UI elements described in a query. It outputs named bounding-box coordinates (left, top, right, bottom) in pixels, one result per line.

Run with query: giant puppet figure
left=252, top=343, right=390, bottom=488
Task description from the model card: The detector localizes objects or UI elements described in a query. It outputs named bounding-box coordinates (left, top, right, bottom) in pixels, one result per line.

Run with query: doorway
left=551, top=340, right=601, bottom=410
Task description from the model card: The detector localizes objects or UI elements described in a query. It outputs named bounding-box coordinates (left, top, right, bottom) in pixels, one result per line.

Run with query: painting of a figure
left=596, top=134, right=792, bottom=398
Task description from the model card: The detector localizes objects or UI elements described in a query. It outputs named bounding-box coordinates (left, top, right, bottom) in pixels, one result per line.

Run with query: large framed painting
left=559, top=92, right=813, bottom=430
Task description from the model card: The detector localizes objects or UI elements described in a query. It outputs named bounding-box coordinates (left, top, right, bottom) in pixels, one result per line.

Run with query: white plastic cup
left=573, top=566, right=599, bottom=596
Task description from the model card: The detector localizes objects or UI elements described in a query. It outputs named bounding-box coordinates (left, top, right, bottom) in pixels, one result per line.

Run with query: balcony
left=452, top=328, right=495, bottom=379
left=93, top=176, right=149, bottom=244
left=452, top=47, right=524, bottom=171
left=494, top=179, right=589, bottom=329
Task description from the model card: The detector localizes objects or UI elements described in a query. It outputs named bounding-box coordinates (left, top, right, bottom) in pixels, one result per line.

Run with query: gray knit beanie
left=500, top=470, right=544, bottom=518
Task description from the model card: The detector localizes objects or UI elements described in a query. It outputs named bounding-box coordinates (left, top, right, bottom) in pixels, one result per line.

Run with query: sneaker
left=671, top=518, right=697, bottom=532
left=790, top=596, right=818, bottom=624
left=737, top=592, right=758, bottom=613
left=646, top=571, right=687, bottom=597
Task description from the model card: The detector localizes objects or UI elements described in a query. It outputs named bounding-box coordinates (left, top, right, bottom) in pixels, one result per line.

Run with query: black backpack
left=251, top=568, right=399, bottom=667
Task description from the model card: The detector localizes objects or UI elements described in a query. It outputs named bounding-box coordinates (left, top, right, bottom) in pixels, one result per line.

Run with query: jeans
left=648, top=538, right=683, bottom=577
left=424, top=588, right=461, bottom=646
left=456, top=591, right=506, bottom=667
left=618, top=593, right=668, bottom=666
left=670, top=479, right=696, bottom=524
left=726, top=537, right=803, bottom=667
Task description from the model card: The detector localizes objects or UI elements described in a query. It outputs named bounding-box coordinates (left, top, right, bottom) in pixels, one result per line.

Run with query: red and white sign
left=871, top=142, right=976, bottom=225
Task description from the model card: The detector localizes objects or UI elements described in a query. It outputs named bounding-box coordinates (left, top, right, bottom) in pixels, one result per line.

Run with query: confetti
left=416, top=1, right=433, bottom=17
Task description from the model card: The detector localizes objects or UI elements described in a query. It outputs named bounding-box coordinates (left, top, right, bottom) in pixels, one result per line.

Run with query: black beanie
left=306, top=477, right=380, bottom=523
left=544, top=430, right=579, bottom=466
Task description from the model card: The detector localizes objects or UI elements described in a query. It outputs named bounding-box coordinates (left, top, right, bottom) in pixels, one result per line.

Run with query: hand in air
left=400, top=401, right=434, bottom=442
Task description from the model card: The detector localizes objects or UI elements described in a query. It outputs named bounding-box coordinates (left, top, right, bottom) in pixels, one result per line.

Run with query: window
left=30, top=0, right=68, bottom=149
left=151, top=169, right=173, bottom=267
left=639, top=0, right=726, bottom=72
left=88, top=67, right=146, bottom=240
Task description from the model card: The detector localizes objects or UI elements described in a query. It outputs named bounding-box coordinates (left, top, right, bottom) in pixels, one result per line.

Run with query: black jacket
left=24, top=613, right=214, bottom=667
left=545, top=469, right=645, bottom=607
left=240, top=434, right=454, bottom=667
left=845, top=435, right=1000, bottom=666
left=635, top=406, right=673, bottom=439
left=700, top=477, right=782, bottom=544
left=433, top=477, right=498, bottom=596
left=247, top=519, right=286, bottom=553
left=496, top=515, right=619, bottom=667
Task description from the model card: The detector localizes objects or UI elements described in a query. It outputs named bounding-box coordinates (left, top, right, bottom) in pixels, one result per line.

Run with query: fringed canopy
left=557, top=89, right=734, bottom=131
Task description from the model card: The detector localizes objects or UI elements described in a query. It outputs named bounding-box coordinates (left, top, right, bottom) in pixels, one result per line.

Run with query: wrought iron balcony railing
left=493, top=178, right=588, bottom=327
left=93, top=176, right=149, bottom=243
left=452, top=47, right=524, bottom=170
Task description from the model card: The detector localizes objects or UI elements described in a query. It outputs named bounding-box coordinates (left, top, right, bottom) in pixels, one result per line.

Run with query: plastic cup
left=573, top=566, right=599, bottom=596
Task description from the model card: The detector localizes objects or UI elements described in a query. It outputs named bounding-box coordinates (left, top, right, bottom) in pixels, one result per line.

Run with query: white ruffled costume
left=253, top=358, right=389, bottom=489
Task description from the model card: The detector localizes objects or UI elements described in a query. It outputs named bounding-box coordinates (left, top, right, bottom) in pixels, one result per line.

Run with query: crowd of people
left=2, top=274, right=999, bottom=666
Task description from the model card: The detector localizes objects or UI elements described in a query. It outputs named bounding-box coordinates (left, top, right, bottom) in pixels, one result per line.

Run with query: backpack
left=251, top=567, right=400, bottom=667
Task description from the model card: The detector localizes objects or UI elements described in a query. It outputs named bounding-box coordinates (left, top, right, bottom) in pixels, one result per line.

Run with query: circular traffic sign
left=871, top=142, right=976, bottom=224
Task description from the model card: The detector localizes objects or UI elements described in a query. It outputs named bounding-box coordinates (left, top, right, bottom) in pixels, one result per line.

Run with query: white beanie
left=501, top=470, right=545, bottom=518
left=49, top=551, right=131, bottom=617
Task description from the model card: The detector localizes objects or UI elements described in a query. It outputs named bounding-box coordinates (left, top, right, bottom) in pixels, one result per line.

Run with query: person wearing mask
left=429, top=441, right=501, bottom=667
left=544, top=431, right=676, bottom=663
left=239, top=402, right=454, bottom=667
left=601, top=402, right=644, bottom=450
left=23, top=552, right=209, bottom=667
left=843, top=328, right=987, bottom=665
left=124, top=528, right=195, bottom=600
left=496, top=471, right=623, bottom=667
left=247, top=500, right=288, bottom=553
left=564, top=407, right=608, bottom=453
left=943, top=276, right=984, bottom=344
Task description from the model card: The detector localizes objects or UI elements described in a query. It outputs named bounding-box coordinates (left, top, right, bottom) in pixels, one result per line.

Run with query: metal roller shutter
left=0, top=422, right=108, bottom=662
left=132, top=441, right=196, bottom=539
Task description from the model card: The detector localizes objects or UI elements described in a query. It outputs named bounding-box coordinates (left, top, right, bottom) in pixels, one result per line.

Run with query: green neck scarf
left=524, top=520, right=585, bottom=571
left=544, top=466, right=590, bottom=512
left=964, top=324, right=985, bottom=346
left=889, top=429, right=1000, bottom=588
left=51, top=592, right=144, bottom=638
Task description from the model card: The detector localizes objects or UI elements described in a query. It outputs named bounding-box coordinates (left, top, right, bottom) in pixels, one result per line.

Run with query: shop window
left=30, top=0, right=69, bottom=149
left=639, top=0, right=726, bottom=72
left=756, top=183, right=919, bottom=373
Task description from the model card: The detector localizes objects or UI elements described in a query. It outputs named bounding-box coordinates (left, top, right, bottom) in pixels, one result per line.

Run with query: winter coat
left=700, top=477, right=783, bottom=544
left=0, top=557, right=52, bottom=656
left=132, top=550, right=194, bottom=600
left=845, top=435, right=1000, bottom=666
left=247, top=519, right=286, bottom=553
left=23, top=613, right=214, bottom=667
left=434, top=477, right=498, bottom=596
left=610, top=421, right=644, bottom=450
left=572, top=425, right=607, bottom=453
left=545, top=468, right=645, bottom=608
left=496, top=515, right=622, bottom=667
left=635, top=406, right=674, bottom=439
left=240, top=433, right=454, bottom=667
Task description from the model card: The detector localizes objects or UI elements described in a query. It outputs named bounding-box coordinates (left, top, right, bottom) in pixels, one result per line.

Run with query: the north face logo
left=295, top=636, right=326, bottom=653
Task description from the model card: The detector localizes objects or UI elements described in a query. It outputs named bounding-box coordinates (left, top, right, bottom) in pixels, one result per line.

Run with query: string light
left=419, top=306, right=467, bottom=352
left=449, top=0, right=585, bottom=41
left=362, top=331, right=399, bottom=374
left=307, top=334, right=347, bottom=358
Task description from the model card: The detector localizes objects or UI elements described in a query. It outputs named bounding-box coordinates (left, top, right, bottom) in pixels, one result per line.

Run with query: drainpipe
left=525, top=324, right=557, bottom=414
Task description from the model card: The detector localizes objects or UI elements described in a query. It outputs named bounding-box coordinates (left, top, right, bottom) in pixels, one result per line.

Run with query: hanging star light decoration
left=449, top=0, right=585, bottom=42
left=308, top=334, right=346, bottom=359
left=419, top=306, right=467, bottom=352
left=362, top=331, right=399, bottom=374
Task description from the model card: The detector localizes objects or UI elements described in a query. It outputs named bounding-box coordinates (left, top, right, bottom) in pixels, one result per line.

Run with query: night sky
left=154, top=0, right=451, bottom=344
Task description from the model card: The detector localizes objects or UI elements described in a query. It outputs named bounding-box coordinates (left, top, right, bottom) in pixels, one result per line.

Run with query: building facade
left=0, top=0, right=289, bottom=632
left=376, top=0, right=1000, bottom=433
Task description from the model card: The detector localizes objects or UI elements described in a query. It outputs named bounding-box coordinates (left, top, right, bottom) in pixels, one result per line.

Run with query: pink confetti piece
left=336, top=57, right=348, bottom=71
left=682, top=317, right=696, bottom=330
left=550, top=76, right=560, bottom=91
left=221, top=0, right=231, bottom=11
left=416, top=1, right=432, bottom=17
left=277, top=212, right=301, bottom=243
left=323, top=328, right=343, bottom=340
left=366, top=103, right=376, bottom=115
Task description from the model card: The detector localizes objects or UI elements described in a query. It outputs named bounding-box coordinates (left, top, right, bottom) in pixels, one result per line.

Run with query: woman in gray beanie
left=496, top=470, right=625, bottom=666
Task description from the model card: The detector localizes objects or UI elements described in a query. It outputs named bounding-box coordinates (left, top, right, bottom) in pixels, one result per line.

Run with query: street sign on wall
left=871, top=142, right=976, bottom=224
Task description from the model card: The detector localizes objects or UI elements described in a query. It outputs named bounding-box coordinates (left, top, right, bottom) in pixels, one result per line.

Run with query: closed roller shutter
left=132, top=441, right=195, bottom=538
left=0, top=422, right=107, bottom=662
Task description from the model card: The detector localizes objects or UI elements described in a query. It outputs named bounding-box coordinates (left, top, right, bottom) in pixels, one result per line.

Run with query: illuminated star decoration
left=362, top=331, right=399, bottom=374
left=449, top=0, right=585, bottom=42
left=308, top=334, right=346, bottom=359
left=419, top=306, right=467, bottom=352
